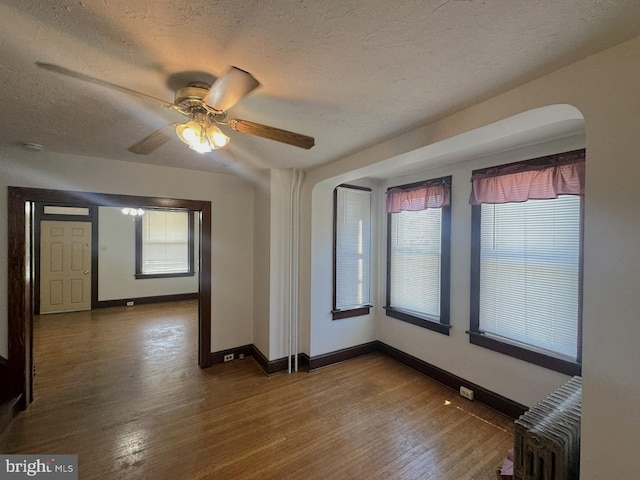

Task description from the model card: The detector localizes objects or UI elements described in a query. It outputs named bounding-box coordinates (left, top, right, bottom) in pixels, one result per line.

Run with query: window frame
left=384, top=176, right=452, bottom=335
left=468, top=153, right=583, bottom=376
left=332, top=184, right=372, bottom=320
left=134, top=209, right=195, bottom=279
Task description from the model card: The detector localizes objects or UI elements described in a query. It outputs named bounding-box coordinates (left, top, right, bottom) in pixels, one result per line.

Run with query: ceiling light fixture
left=121, top=207, right=145, bottom=216
left=175, top=109, right=229, bottom=153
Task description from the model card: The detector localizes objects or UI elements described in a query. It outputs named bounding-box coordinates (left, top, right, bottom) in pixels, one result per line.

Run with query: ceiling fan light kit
left=36, top=62, right=315, bottom=155
left=121, top=207, right=145, bottom=216
left=175, top=110, right=230, bottom=153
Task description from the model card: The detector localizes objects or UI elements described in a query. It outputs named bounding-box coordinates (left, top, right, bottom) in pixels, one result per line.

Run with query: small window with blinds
left=384, top=176, right=451, bottom=335
left=469, top=150, right=584, bottom=376
left=332, top=185, right=372, bottom=320
left=135, top=210, right=195, bottom=279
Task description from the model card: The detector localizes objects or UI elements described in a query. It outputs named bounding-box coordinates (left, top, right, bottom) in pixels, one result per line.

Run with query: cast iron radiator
left=513, top=376, right=582, bottom=480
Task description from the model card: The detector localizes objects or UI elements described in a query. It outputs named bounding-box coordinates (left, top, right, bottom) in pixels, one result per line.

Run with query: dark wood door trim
left=7, top=189, right=31, bottom=406
left=7, top=187, right=212, bottom=407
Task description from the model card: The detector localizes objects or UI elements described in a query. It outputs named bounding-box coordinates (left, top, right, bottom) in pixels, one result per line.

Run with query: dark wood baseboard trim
left=249, top=346, right=268, bottom=372
left=249, top=346, right=291, bottom=375
left=376, top=341, right=527, bottom=419
left=298, top=353, right=310, bottom=371
left=208, top=340, right=526, bottom=419
left=209, top=345, right=254, bottom=365
left=265, top=357, right=289, bottom=375
left=209, top=344, right=292, bottom=376
left=212, top=345, right=302, bottom=375
left=96, top=293, right=198, bottom=309
left=307, top=341, right=379, bottom=371
left=249, top=342, right=379, bottom=375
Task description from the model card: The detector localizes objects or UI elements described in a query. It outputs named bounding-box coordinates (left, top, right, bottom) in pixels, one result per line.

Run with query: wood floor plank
left=0, top=300, right=513, bottom=479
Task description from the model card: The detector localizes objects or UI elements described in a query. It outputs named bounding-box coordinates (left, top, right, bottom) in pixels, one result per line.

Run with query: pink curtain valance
left=469, top=152, right=585, bottom=205
left=386, top=182, right=450, bottom=213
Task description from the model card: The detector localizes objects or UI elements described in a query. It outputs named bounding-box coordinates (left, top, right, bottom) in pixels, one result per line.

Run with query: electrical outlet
left=223, top=353, right=234, bottom=362
left=460, top=386, right=474, bottom=401
left=239, top=353, right=244, bottom=359
left=126, top=301, right=134, bottom=307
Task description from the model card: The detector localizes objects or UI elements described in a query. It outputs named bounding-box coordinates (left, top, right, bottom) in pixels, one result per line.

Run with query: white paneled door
left=40, top=221, right=92, bottom=314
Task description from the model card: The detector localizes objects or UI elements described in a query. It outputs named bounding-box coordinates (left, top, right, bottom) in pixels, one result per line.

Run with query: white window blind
left=142, top=210, right=190, bottom=275
left=479, top=196, right=580, bottom=359
left=335, top=187, right=371, bottom=310
left=389, top=208, right=442, bottom=318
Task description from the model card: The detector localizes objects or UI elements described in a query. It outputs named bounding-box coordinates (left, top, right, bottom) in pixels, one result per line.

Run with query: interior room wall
left=268, top=169, right=308, bottom=362
left=267, top=169, right=291, bottom=361
left=299, top=36, right=640, bottom=479
left=98, top=206, right=199, bottom=301
left=305, top=131, right=584, bottom=407
left=308, top=178, right=378, bottom=357
left=375, top=135, right=585, bottom=407
left=253, top=171, right=272, bottom=358
left=0, top=150, right=255, bottom=355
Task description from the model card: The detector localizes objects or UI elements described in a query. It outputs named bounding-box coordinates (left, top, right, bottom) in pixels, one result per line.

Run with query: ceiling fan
left=35, top=62, right=315, bottom=154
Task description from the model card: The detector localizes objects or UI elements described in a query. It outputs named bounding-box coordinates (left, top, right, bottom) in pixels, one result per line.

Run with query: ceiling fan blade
left=228, top=119, right=315, bottom=150
left=36, top=62, right=175, bottom=109
left=203, top=67, right=260, bottom=112
left=128, top=126, right=174, bottom=154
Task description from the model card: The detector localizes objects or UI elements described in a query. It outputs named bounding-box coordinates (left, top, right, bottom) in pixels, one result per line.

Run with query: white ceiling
left=1, top=0, right=639, bottom=175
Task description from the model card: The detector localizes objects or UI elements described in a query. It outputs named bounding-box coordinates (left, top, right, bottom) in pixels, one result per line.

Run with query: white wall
left=268, top=169, right=292, bottom=360
left=253, top=172, right=271, bottom=357
left=268, top=169, right=309, bottom=361
left=306, top=124, right=584, bottom=405
left=375, top=136, right=584, bottom=406
left=0, top=150, right=255, bottom=355
left=299, top=36, right=640, bottom=479
left=253, top=168, right=302, bottom=361
left=98, top=206, right=199, bottom=301
left=308, top=178, right=378, bottom=357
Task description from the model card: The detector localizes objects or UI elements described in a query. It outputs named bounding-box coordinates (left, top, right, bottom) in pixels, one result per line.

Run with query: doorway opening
left=34, top=204, right=98, bottom=315
left=7, top=187, right=212, bottom=408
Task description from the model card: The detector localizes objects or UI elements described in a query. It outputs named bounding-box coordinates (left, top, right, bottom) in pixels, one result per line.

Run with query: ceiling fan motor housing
left=175, top=84, right=210, bottom=108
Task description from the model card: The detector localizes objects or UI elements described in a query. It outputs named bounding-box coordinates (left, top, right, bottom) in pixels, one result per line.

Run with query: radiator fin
left=514, top=376, right=581, bottom=480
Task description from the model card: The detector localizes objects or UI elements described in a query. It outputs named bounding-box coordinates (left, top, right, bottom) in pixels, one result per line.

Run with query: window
left=469, top=150, right=584, bottom=375
left=385, top=176, right=451, bottom=334
left=135, top=209, right=195, bottom=279
left=332, top=185, right=372, bottom=319
left=43, top=206, right=90, bottom=216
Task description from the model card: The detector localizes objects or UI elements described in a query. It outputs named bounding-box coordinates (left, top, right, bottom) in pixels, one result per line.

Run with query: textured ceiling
left=1, top=0, right=639, bottom=174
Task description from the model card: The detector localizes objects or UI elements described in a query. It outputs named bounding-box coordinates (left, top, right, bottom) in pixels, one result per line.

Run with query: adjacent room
left=1, top=1, right=640, bottom=479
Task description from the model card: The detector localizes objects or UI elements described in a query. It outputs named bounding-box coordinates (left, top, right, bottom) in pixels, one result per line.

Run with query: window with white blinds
left=469, top=150, right=584, bottom=375
left=385, top=176, right=451, bottom=334
left=333, top=185, right=371, bottom=318
left=135, top=210, right=194, bottom=278
left=389, top=208, right=442, bottom=318
left=479, top=196, right=581, bottom=360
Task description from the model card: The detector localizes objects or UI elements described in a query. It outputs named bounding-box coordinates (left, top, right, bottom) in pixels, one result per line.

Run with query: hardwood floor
left=0, top=301, right=513, bottom=479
